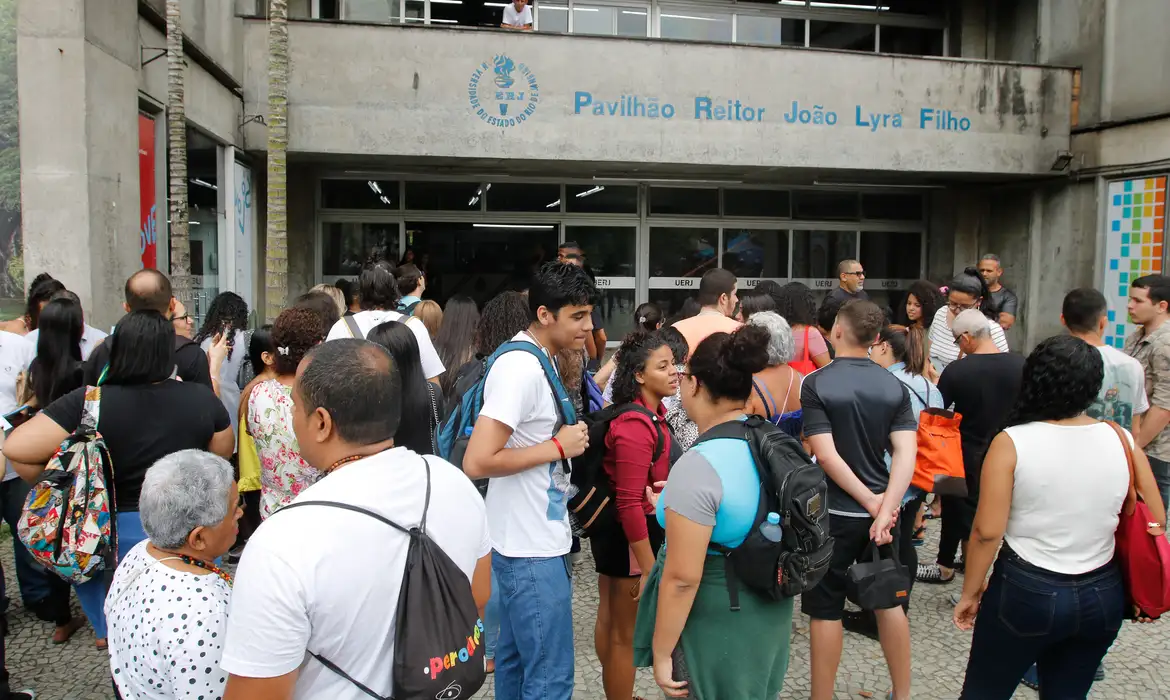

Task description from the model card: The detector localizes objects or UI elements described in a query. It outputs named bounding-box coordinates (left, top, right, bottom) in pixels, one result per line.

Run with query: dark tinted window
left=649, top=187, right=719, bottom=216
left=724, top=189, right=791, bottom=217
left=566, top=185, right=638, bottom=213
left=321, top=179, right=399, bottom=209
left=486, top=183, right=562, bottom=212
left=861, top=231, right=922, bottom=279
left=405, top=181, right=482, bottom=210
left=861, top=193, right=924, bottom=221
left=794, top=190, right=860, bottom=220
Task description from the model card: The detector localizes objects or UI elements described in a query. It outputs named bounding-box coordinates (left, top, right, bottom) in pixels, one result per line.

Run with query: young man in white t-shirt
left=324, top=260, right=445, bottom=381
left=501, top=0, right=533, bottom=30
left=464, top=261, right=598, bottom=700
left=221, top=340, right=490, bottom=700
left=1063, top=288, right=1148, bottom=433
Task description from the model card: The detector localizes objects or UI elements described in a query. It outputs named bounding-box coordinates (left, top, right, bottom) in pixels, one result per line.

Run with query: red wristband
left=551, top=437, right=566, bottom=461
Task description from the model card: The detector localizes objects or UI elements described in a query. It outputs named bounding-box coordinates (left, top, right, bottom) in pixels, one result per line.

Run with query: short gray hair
left=748, top=311, right=795, bottom=366
left=980, top=253, right=1001, bottom=266
left=139, top=450, right=234, bottom=549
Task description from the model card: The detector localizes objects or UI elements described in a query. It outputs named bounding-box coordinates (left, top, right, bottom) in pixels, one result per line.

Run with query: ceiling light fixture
left=546, top=199, right=561, bottom=208
left=575, top=185, right=605, bottom=198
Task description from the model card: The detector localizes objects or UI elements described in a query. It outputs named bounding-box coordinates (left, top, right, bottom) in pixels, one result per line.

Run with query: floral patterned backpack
left=18, top=387, right=115, bottom=584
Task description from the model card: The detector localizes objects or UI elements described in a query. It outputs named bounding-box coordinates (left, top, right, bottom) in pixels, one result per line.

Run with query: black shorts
left=801, top=513, right=903, bottom=620
left=591, top=514, right=665, bottom=578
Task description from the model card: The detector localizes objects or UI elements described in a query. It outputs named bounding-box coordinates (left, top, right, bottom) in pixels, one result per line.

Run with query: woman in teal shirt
left=634, top=324, right=794, bottom=699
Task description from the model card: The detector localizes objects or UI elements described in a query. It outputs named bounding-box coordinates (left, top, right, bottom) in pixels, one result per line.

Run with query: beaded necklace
left=156, top=552, right=234, bottom=587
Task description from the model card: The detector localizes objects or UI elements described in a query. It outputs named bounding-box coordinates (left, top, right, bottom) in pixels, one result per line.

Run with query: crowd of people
left=0, top=246, right=1165, bottom=700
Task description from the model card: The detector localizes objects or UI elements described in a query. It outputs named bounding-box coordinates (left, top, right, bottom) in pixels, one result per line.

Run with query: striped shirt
left=928, top=306, right=1009, bottom=373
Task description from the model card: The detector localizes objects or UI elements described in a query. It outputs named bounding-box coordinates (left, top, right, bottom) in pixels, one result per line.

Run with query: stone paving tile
left=4, top=525, right=1168, bottom=699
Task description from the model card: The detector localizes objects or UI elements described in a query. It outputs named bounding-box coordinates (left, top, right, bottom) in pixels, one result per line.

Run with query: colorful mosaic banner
left=1103, top=176, right=1166, bottom=348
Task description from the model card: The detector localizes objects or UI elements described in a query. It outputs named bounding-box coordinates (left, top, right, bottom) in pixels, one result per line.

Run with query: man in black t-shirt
left=919, top=309, right=1025, bottom=585
left=801, top=300, right=917, bottom=700
left=83, top=270, right=212, bottom=389
left=979, top=253, right=1019, bottom=330
left=827, top=259, right=871, bottom=306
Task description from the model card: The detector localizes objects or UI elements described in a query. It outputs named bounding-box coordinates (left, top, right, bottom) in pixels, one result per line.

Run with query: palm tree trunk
left=166, top=0, right=191, bottom=307
left=265, top=0, right=290, bottom=323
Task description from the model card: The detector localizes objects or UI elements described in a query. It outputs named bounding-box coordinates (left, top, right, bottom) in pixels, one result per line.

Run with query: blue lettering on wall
left=566, top=92, right=973, bottom=134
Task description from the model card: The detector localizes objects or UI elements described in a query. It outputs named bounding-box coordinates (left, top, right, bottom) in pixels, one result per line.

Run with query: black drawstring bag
left=278, top=458, right=487, bottom=700
left=846, top=543, right=910, bottom=611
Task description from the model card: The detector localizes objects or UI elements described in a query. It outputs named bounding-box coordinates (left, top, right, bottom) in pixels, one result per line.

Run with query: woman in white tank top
left=952, top=335, right=1167, bottom=699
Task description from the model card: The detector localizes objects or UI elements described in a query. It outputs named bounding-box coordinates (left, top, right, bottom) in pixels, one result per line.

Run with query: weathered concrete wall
left=1042, top=0, right=1105, bottom=126
left=144, top=0, right=243, bottom=81
left=18, top=0, right=142, bottom=329
left=1024, top=180, right=1098, bottom=348
left=1102, top=0, right=1170, bottom=123
left=239, top=21, right=1074, bottom=176
left=287, top=164, right=316, bottom=301
left=138, top=19, right=242, bottom=146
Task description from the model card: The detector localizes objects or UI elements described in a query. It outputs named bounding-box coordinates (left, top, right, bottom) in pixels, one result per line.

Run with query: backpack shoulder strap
left=903, top=378, right=928, bottom=410
left=490, top=341, right=577, bottom=426
left=613, top=403, right=666, bottom=463
left=343, top=315, right=363, bottom=339
left=81, top=386, right=102, bottom=431
left=752, top=379, right=779, bottom=419
left=277, top=500, right=411, bottom=535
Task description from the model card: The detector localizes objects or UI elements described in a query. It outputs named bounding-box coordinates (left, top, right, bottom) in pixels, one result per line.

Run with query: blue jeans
left=484, top=569, right=499, bottom=661
left=960, top=547, right=1124, bottom=699
left=74, top=511, right=147, bottom=640
left=1147, top=455, right=1170, bottom=515
left=492, top=552, right=574, bottom=700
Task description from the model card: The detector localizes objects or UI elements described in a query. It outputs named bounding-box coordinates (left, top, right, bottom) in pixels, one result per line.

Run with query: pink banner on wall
left=139, top=114, right=158, bottom=269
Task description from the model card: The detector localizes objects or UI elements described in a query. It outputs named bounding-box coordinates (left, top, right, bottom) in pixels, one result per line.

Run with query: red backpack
left=1107, top=421, right=1170, bottom=620
left=788, top=326, right=818, bottom=376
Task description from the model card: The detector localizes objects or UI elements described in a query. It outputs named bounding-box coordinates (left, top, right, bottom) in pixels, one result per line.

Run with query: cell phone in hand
left=671, top=644, right=691, bottom=685
left=2, top=405, right=36, bottom=436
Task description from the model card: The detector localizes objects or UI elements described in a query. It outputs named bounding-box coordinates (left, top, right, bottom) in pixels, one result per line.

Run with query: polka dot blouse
left=104, top=541, right=232, bottom=700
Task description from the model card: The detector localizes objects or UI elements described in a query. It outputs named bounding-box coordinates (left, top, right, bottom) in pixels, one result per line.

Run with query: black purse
left=847, top=543, right=910, bottom=611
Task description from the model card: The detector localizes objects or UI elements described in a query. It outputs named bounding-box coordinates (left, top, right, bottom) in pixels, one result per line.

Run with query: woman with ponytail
left=928, top=267, right=1009, bottom=372
left=633, top=325, right=795, bottom=699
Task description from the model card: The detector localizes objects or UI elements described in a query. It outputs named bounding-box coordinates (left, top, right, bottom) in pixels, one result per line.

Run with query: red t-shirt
left=603, top=397, right=672, bottom=543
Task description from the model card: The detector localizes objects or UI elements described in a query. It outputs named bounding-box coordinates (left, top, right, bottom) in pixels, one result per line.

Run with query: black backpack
left=568, top=404, right=668, bottom=538
left=695, top=416, right=833, bottom=610
left=277, top=458, right=487, bottom=700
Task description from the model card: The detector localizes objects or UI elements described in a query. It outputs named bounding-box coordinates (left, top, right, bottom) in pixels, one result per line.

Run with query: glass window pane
left=617, top=8, right=648, bottom=36
left=565, top=184, right=638, bottom=213
left=660, top=8, right=732, bottom=42
left=564, top=226, right=637, bottom=278
left=793, top=190, right=860, bottom=220
left=405, top=221, right=557, bottom=307
left=648, top=290, right=698, bottom=322
left=879, top=25, right=944, bottom=56
left=861, top=193, right=923, bottom=221
left=322, top=222, right=401, bottom=277
left=792, top=230, right=857, bottom=280
left=539, top=3, right=569, bottom=31
left=405, top=181, right=482, bottom=211
left=650, top=187, right=719, bottom=216
left=735, top=15, right=804, bottom=46
left=809, top=20, right=876, bottom=51
left=723, top=229, right=788, bottom=278
left=723, top=189, right=791, bottom=217
left=595, top=290, right=638, bottom=344
left=650, top=227, right=718, bottom=277
left=860, top=231, right=921, bottom=280
left=485, top=182, right=562, bottom=212
left=345, top=0, right=400, bottom=22
left=321, top=179, right=399, bottom=209
left=573, top=5, right=615, bottom=35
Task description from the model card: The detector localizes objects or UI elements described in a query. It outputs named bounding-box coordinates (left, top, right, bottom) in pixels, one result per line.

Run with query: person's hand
left=208, top=332, right=229, bottom=369
left=862, top=491, right=885, bottom=519
left=653, top=655, right=688, bottom=697
left=953, top=590, right=982, bottom=631
left=870, top=503, right=898, bottom=545
left=645, top=480, right=667, bottom=508
left=554, top=422, right=589, bottom=459
left=633, top=572, right=650, bottom=601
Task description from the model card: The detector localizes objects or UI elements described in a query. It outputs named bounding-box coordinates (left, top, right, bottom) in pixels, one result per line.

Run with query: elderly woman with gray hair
left=744, top=311, right=805, bottom=438
left=105, top=450, right=242, bottom=700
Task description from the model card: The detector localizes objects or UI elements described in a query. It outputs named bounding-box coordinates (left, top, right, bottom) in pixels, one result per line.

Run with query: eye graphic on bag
left=436, top=680, right=463, bottom=700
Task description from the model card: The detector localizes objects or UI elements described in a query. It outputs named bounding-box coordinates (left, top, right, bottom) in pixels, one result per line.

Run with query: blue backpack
left=583, top=373, right=605, bottom=414
left=437, top=341, right=577, bottom=495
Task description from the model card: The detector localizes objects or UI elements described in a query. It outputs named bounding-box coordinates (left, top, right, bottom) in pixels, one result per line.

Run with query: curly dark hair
left=475, top=291, right=531, bottom=357
left=1006, top=335, right=1102, bottom=427
left=271, top=307, right=327, bottom=376
left=769, top=281, right=818, bottom=328
left=611, top=331, right=671, bottom=405
left=949, top=267, right=997, bottom=321
left=900, top=279, right=945, bottom=329
left=194, top=291, right=249, bottom=360
left=689, top=325, right=771, bottom=403
left=660, top=325, right=689, bottom=365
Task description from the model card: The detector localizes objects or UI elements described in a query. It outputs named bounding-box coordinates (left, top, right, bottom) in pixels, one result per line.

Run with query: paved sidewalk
left=3, top=526, right=1168, bottom=699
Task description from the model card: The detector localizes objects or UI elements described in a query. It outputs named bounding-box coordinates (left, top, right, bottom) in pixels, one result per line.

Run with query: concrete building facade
left=15, top=0, right=1170, bottom=347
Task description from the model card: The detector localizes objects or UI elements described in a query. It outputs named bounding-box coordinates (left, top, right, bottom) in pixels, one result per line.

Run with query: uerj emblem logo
left=468, top=55, right=540, bottom=128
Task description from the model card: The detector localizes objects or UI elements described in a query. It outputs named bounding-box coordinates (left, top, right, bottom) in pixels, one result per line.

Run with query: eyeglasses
left=947, top=301, right=978, bottom=313
left=843, top=270, right=866, bottom=277
left=953, top=331, right=968, bottom=346
left=173, top=314, right=191, bottom=323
